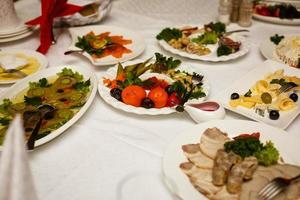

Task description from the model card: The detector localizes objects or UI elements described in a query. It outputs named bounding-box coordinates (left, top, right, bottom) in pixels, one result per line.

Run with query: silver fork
left=258, top=173, right=300, bottom=200
left=279, top=82, right=298, bottom=93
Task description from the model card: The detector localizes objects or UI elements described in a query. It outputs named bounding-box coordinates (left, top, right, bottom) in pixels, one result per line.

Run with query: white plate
left=0, top=27, right=35, bottom=39
left=0, top=27, right=37, bottom=43
left=68, top=25, right=146, bottom=66
left=0, top=49, right=48, bottom=84
left=0, top=65, right=98, bottom=150
left=98, top=59, right=209, bottom=115
left=0, top=22, right=30, bottom=35
left=260, top=34, right=299, bottom=67
left=157, top=26, right=250, bottom=62
left=217, top=59, right=300, bottom=129
left=253, top=13, right=300, bottom=25
left=163, top=119, right=300, bottom=200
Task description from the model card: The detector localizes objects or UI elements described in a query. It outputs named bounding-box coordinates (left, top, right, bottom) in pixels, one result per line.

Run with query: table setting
left=0, top=0, right=300, bottom=199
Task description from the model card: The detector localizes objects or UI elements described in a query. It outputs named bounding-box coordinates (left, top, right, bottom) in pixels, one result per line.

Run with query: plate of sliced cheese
left=217, top=60, right=300, bottom=129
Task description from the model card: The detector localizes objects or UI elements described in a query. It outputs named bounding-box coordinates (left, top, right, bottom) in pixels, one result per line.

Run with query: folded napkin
left=26, top=0, right=83, bottom=54
left=0, top=115, right=38, bottom=200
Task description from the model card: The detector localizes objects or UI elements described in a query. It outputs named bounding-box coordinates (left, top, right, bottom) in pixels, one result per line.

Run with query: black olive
left=59, top=98, right=68, bottom=102
left=289, top=93, right=298, bottom=102
left=230, top=93, right=240, bottom=100
left=141, top=98, right=154, bottom=109
left=110, top=88, right=122, bottom=101
left=57, top=89, right=64, bottom=93
left=269, top=110, right=280, bottom=120
left=165, top=85, right=173, bottom=95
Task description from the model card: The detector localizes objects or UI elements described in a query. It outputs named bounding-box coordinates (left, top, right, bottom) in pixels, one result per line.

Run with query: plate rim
left=162, top=119, right=299, bottom=200
left=98, top=59, right=209, bottom=115
left=68, top=25, right=146, bottom=66
left=253, top=13, right=300, bottom=25
left=0, top=65, right=98, bottom=150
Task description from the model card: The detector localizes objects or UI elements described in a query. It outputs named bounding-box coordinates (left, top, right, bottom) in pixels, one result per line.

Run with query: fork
left=258, top=173, right=300, bottom=200
left=279, top=82, right=298, bottom=93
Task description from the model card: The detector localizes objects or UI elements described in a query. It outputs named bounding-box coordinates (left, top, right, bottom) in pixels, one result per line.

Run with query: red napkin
left=26, top=0, right=83, bottom=54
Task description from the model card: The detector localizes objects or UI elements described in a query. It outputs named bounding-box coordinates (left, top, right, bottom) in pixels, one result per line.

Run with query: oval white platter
left=157, top=25, right=250, bottom=62
left=68, top=25, right=146, bottom=66
left=0, top=49, right=48, bottom=84
left=0, top=65, right=98, bottom=150
left=163, top=119, right=300, bottom=200
left=253, top=13, right=300, bottom=25
left=260, top=34, right=299, bottom=68
left=98, top=59, right=209, bottom=115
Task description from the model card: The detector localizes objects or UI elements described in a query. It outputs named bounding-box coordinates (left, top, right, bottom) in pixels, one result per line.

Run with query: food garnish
left=229, top=69, right=300, bottom=120
left=102, top=53, right=206, bottom=111
left=270, top=34, right=284, bottom=45
left=156, top=22, right=241, bottom=57
left=0, top=68, right=91, bottom=145
left=75, top=31, right=132, bottom=60
left=224, top=133, right=279, bottom=166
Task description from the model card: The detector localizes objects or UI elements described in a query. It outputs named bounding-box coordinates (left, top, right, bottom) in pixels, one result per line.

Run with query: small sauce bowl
left=185, top=101, right=226, bottom=123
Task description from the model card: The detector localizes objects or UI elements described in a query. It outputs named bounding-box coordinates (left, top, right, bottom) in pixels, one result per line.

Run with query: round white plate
left=253, top=13, right=300, bottom=25
left=0, top=22, right=30, bottom=35
left=157, top=26, right=250, bottom=62
left=98, top=59, right=209, bottom=115
left=163, top=119, right=300, bottom=200
left=0, top=65, right=98, bottom=150
left=0, top=27, right=37, bottom=43
left=0, top=27, right=35, bottom=39
left=260, top=34, right=299, bottom=67
left=0, top=49, right=48, bottom=84
left=68, top=25, right=146, bottom=66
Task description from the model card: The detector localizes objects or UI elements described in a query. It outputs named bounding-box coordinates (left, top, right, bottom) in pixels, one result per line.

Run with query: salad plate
left=217, top=60, right=300, bottom=129
left=0, top=65, right=97, bottom=150
left=0, top=49, right=48, bottom=84
left=156, top=22, right=250, bottom=62
left=67, top=25, right=146, bottom=66
left=98, top=55, right=209, bottom=115
left=163, top=119, right=300, bottom=200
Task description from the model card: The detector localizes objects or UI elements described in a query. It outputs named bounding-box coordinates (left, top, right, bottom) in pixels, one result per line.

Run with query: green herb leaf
left=255, top=141, right=279, bottom=166
left=57, top=68, right=83, bottom=82
left=24, top=96, right=42, bottom=106
left=73, top=79, right=91, bottom=93
left=0, top=117, right=10, bottom=126
left=204, top=22, right=226, bottom=36
left=151, top=53, right=181, bottom=73
left=156, top=28, right=182, bottom=42
left=191, top=31, right=218, bottom=45
left=0, top=99, right=13, bottom=116
left=217, top=44, right=233, bottom=57
left=270, top=34, right=284, bottom=45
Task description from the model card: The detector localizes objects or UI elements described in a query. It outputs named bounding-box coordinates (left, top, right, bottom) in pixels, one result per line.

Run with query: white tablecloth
left=0, top=0, right=300, bottom=199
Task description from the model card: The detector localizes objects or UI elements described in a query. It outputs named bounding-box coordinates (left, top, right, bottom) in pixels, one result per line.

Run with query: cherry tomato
left=148, top=87, right=168, bottom=108
left=167, top=93, right=181, bottom=107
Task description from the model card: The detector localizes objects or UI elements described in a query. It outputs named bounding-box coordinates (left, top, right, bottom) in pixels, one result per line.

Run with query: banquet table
left=0, top=0, right=300, bottom=199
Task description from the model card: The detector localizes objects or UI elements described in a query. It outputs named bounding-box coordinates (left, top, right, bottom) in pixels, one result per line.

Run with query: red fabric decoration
left=26, top=0, right=83, bottom=54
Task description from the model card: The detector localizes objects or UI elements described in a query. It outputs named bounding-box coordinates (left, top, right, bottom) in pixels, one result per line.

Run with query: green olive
left=261, top=92, right=272, bottom=104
